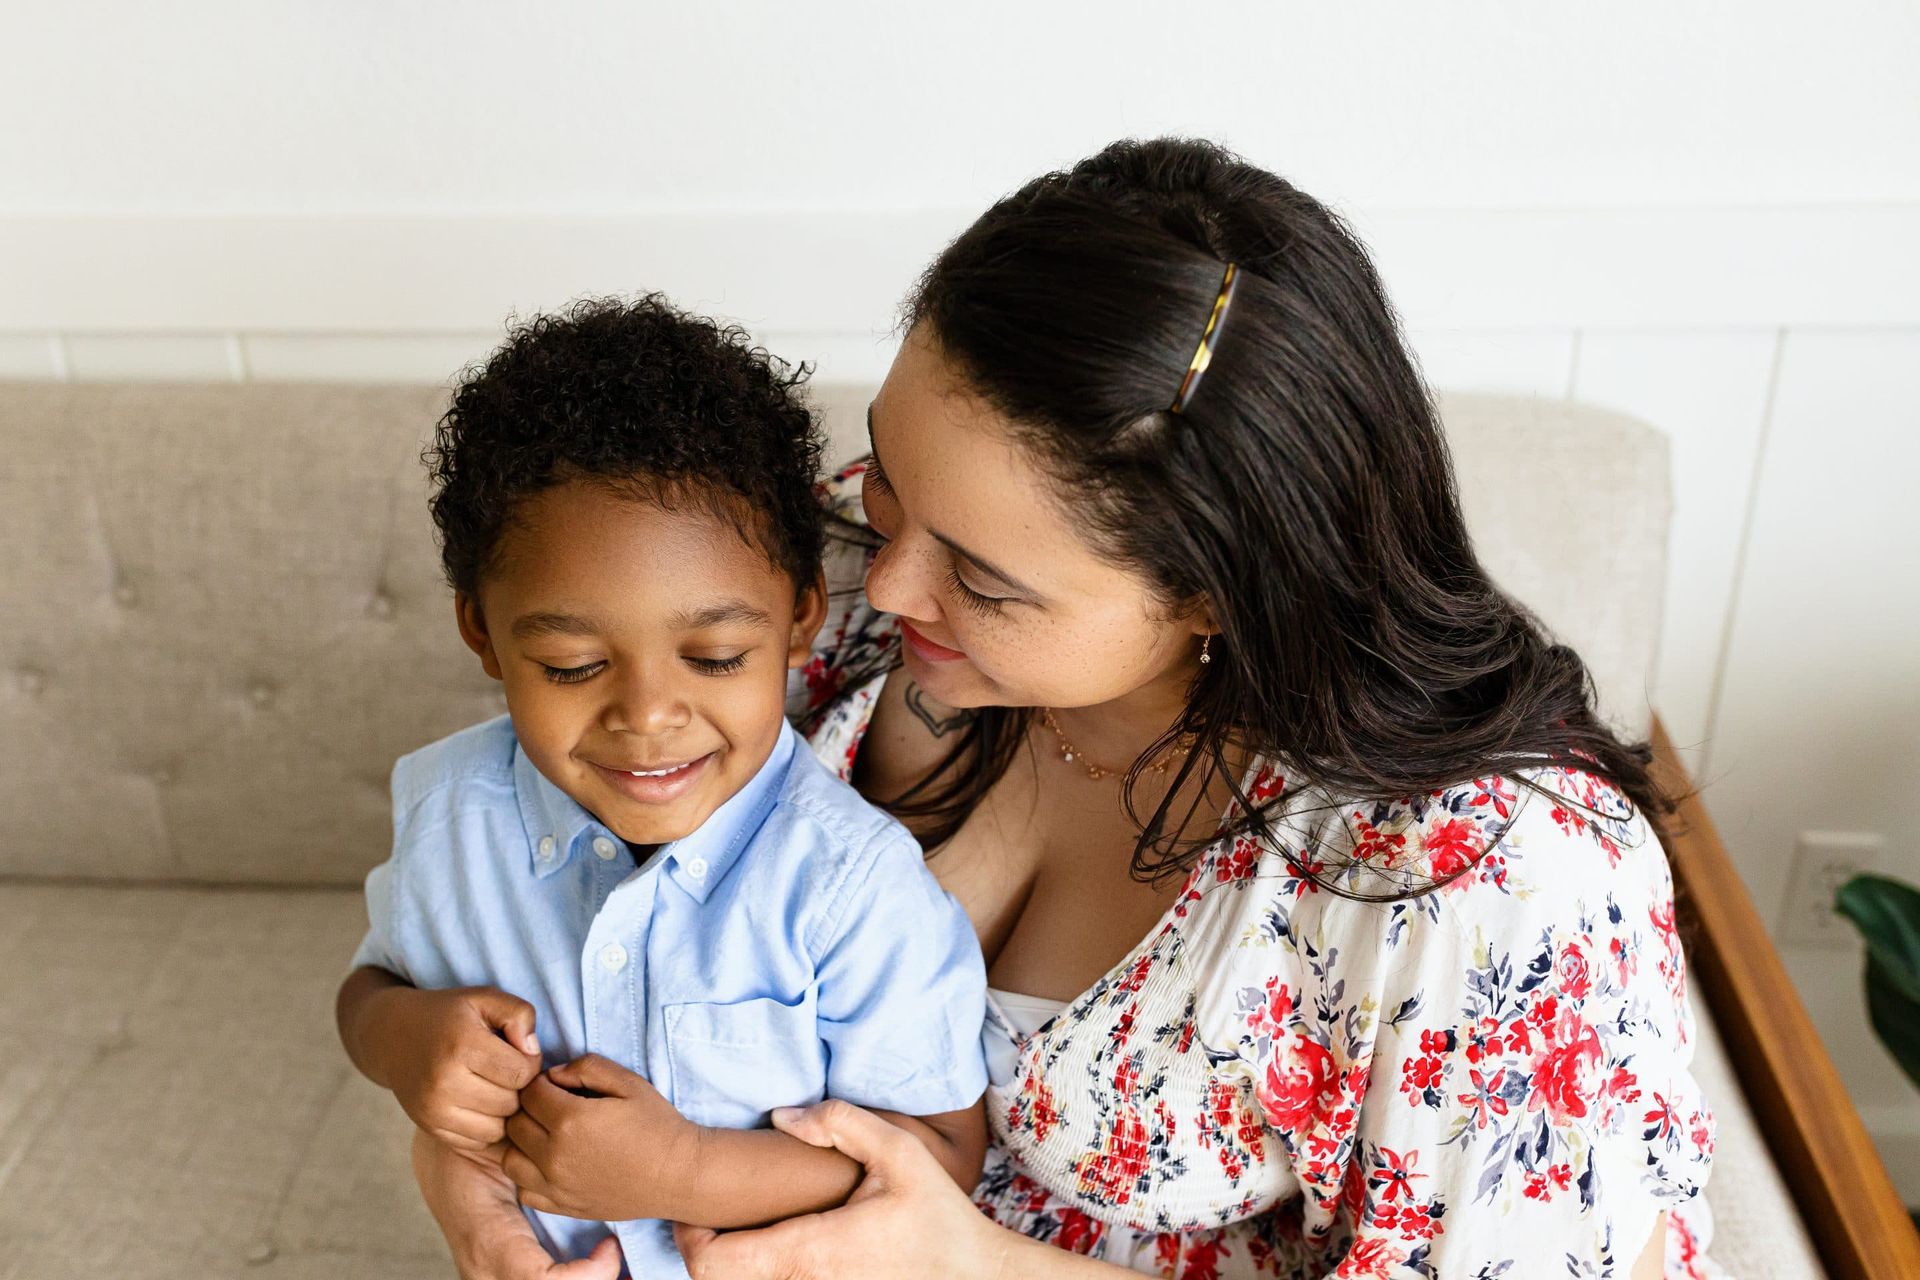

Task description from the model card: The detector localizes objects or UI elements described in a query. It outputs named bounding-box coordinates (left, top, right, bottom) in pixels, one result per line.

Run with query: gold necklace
left=1038, top=707, right=1197, bottom=783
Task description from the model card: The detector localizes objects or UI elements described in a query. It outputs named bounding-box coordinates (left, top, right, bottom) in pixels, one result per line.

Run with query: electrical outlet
left=1779, top=831, right=1885, bottom=948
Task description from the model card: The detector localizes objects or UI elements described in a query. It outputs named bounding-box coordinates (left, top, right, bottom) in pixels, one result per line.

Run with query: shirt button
left=592, top=836, right=618, bottom=861
left=685, top=856, right=709, bottom=880
left=599, top=942, right=628, bottom=973
left=536, top=835, right=556, bottom=862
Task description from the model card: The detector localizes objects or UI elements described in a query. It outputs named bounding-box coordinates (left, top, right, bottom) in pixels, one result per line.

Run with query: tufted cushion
left=0, top=382, right=1666, bottom=885
left=0, top=383, right=502, bottom=884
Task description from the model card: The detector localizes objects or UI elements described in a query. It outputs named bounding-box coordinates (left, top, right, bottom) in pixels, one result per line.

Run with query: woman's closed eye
left=944, top=565, right=1009, bottom=617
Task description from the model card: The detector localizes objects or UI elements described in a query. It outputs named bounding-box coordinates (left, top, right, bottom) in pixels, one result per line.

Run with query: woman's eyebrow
left=866, top=402, right=1041, bottom=601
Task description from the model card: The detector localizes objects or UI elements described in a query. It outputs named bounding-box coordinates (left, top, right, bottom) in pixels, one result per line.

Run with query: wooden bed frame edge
left=1652, top=718, right=1920, bottom=1279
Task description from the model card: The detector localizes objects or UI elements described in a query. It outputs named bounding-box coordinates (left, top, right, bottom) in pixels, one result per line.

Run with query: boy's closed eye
left=533, top=652, right=753, bottom=684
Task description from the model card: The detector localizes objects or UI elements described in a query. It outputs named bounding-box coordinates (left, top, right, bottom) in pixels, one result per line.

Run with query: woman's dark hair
left=855, top=137, right=1669, bottom=896
left=428, top=295, right=824, bottom=598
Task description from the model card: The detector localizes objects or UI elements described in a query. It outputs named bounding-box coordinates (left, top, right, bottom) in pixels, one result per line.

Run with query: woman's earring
left=1200, top=634, right=1212, bottom=665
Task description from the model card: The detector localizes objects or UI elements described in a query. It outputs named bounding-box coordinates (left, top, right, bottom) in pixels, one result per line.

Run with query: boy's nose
left=602, top=673, right=691, bottom=735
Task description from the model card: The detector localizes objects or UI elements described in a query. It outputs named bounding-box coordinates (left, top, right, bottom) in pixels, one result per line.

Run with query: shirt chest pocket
left=663, top=992, right=828, bottom=1130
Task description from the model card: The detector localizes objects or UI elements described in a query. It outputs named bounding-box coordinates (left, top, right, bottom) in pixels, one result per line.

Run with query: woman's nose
left=863, top=530, right=943, bottom=623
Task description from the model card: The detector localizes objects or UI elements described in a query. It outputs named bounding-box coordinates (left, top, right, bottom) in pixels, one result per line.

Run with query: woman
left=418, top=137, right=1717, bottom=1279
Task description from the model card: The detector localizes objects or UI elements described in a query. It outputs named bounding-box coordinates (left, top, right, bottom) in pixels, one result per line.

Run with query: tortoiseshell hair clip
left=1169, top=262, right=1241, bottom=415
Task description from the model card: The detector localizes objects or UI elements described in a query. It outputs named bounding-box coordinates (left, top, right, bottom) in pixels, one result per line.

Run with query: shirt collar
left=657, top=720, right=796, bottom=903
left=513, top=745, right=605, bottom=879
left=511, top=721, right=798, bottom=897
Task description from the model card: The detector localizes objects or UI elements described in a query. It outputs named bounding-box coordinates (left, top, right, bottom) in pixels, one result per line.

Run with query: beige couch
left=0, top=382, right=1823, bottom=1277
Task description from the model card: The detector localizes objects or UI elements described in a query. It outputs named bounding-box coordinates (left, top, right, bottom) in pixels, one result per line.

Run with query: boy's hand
left=373, top=984, right=544, bottom=1152
left=503, top=1055, right=698, bottom=1222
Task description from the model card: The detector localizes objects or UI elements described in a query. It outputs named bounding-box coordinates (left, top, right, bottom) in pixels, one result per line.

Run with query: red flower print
left=1258, top=1034, right=1340, bottom=1132
left=1368, top=1146, right=1426, bottom=1202
left=1643, top=1091, right=1679, bottom=1140
left=1117, top=952, right=1156, bottom=994
left=1470, top=775, right=1516, bottom=819
left=1114, top=1053, right=1141, bottom=1100
left=1529, top=1005, right=1604, bottom=1123
left=1396, top=1200, right=1441, bottom=1240
left=1457, top=1066, right=1509, bottom=1128
left=1052, top=1207, right=1104, bottom=1255
left=1422, top=816, right=1482, bottom=880
left=1178, top=1238, right=1227, bottom=1280
left=1524, top=1163, right=1574, bottom=1202
left=1690, top=1108, right=1715, bottom=1154
left=1350, top=817, right=1408, bottom=867
left=1247, top=978, right=1297, bottom=1039
left=1556, top=942, right=1593, bottom=1000
left=1073, top=1106, right=1150, bottom=1207
left=1217, top=836, right=1260, bottom=884
left=1401, top=1054, right=1442, bottom=1095
left=1334, top=1236, right=1406, bottom=1279
left=1248, top=767, right=1286, bottom=803
left=1464, top=1016, right=1505, bottom=1063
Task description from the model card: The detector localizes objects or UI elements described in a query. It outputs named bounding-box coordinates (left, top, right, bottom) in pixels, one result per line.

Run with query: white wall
left=3, top=0, right=1918, bottom=1197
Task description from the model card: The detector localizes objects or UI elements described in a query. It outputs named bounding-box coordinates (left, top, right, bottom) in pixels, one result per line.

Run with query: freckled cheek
left=960, top=617, right=1135, bottom=704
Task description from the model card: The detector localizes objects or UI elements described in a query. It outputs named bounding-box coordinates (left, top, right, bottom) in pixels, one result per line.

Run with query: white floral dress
left=791, top=467, right=1722, bottom=1280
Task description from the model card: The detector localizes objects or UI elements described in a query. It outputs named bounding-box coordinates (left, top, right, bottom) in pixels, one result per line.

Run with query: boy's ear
left=454, top=592, right=505, bottom=681
left=786, top=566, right=830, bottom=669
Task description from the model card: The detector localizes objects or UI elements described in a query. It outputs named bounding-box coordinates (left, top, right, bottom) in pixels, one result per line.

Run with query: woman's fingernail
left=523, top=1035, right=539, bottom=1055
left=771, top=1106, right=803, bottom=1124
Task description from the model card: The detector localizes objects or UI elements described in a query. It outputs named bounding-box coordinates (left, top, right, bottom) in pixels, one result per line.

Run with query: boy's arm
left=671, top=1101, right=985, bottom=1228
left=502, top=1054, right=984, bottom=1229
left=337, top=964, right=543, bottom=1152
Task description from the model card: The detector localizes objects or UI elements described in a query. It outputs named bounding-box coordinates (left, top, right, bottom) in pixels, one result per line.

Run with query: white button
left=684, top=856, right=709, bottom=880
left=599, top=942, right=628, bottom=973
left=536, top=835, right=556, bottom=862
left=592, top=836, right=618, bottom=861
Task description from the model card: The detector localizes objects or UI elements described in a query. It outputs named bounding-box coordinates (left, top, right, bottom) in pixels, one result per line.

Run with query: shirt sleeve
left=810, top=821, right=989, bottom=1117
left=346, top=764, right=419, bottom=979
left=1201, top=769, right=1714, bottom=1278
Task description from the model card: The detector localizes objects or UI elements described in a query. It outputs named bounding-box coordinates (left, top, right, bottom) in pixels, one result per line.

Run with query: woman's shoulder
left=1178, top=759, right=1681, bottom=1008
left=1242, top=761, right=1666, bottom=917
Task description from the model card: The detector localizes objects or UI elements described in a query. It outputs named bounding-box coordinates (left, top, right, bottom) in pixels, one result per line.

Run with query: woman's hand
left=409, top=1128, right=622, bottom=1280
left=672, top=1099, right=1017, bottom=1280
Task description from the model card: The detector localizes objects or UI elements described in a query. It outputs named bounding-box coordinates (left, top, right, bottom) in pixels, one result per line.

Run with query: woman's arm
left=673, top=1100, right=1138, bottom=1280
left=409, top=1129, right=621, bottom=1280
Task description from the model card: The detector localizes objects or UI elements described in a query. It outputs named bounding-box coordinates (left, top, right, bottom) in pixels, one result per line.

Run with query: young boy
left=334, top=298, right=988, bottom=1277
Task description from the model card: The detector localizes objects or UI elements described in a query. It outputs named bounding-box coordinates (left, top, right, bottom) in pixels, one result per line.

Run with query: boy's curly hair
left=427, top=295, right=825, bottom=598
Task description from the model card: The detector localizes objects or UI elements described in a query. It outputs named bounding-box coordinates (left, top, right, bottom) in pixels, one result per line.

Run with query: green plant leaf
left=1835, top=874, right=1920, bottom=1006
left=1865, top=954, right=1920, bottom=1091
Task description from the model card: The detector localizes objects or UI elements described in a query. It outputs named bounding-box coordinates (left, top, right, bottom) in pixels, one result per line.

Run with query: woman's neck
left=1043, top=659, right=1199, bottom=771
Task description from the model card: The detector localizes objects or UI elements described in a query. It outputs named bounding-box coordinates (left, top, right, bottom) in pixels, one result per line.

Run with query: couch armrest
left=1653, top=718, right=1920, bottom=1279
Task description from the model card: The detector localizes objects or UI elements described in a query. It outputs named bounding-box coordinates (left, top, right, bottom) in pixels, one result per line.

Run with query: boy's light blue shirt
left=352, top=716, right=988, bottom=1277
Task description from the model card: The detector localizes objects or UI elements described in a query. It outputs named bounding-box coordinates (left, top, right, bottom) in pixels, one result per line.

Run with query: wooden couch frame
left=1652, top=719, right=1920, bottom=1278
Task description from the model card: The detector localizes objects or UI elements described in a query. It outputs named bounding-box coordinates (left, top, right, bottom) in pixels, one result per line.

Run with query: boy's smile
left=456, top=477, right=826, bottom=848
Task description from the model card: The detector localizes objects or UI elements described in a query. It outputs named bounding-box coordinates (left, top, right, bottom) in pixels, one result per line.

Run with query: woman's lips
left=900, top=620, right=966, bottom=663
left=589, top=753, right=714, bottom=804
